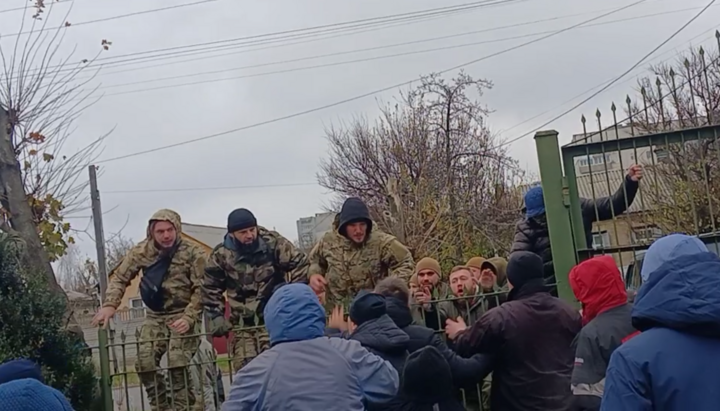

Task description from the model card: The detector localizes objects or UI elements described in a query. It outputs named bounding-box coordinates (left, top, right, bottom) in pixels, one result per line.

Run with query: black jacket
left=455, top=281, right=582, bottom=411
left=385, top=297, right=492, bottom=387
left=511, top=176, right=639, bottom=293
left=396, top=346, right=465, bottom=411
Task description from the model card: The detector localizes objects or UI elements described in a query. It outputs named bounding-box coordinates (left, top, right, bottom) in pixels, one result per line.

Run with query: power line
left=2, top=0, right=221, bottom=38
left=93, top=6, right=716, bottom=96
left=103, top=182, right=317, bottom=194
left=15, top=0, right=521, bottom=78
left=92, top=0, right=648, bottom=165
left=499, top=24, right=720, bottom=137
left=499, top=0, right=718, bottom=148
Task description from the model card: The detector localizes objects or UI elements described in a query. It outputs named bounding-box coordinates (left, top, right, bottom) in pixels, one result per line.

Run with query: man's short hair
left=374, top=277, right=410, bottom=303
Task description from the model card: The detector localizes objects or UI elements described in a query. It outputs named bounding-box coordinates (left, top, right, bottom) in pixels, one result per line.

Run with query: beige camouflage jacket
left=202, top=226, right=309, bottom=323
left=103, top=209, right=206, bottom=327
left=308, top=225, right=414, bottom=307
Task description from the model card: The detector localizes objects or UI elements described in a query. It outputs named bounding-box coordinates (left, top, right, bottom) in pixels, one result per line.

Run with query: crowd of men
left=85, top=162, right=720, bottom=411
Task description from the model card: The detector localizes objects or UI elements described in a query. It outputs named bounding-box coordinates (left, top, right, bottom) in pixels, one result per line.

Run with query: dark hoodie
left=385, top=297, right=492, bottom=386
left=349, top=292, right=409, bottom=374
left=396, top=346, right=465, bottom=411
left=601, top=234, right=720, bottom=411
left=338, top=197, right=373, bottom=237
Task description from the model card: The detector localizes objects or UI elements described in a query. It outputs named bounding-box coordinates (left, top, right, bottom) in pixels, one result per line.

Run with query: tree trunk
left=0, top=109, right=83, bottom=339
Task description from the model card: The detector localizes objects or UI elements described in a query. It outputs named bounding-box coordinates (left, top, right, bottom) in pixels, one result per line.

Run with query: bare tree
left=319, top=72, right=527, bottom=268
left=626, top=41, right=720, bottom=234
left=0, top=1, right=111, bottom=286
left=57, top=234, right=134, bottom=294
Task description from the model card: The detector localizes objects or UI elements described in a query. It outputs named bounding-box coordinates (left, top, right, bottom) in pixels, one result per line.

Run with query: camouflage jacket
left=308, top=227, right=414, bottom=307
left=439, top=284, right=508, bottom=325
left=202, top=226, right=309, bottom=323
left=103, top=210, right=206, bottom=327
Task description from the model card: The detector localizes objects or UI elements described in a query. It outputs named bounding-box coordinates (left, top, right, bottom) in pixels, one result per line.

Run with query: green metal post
left=535, top=130, right=578, bottom=304
left=97, top=328, right=114, bottom=411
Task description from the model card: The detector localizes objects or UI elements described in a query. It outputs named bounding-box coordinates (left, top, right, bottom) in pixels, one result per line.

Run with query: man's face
left=416, top=269, right=439, bottom=288
left=152, top=221, right=176, bottom=249
left=450, top=269, right=474, bottom=297
left=469, top=267, right=481, bottom=281
left=232, top=226, right=258, bottom=245
left=479, top=267, right=497, bottom=291
left=345, top=222, right=367, bottom=244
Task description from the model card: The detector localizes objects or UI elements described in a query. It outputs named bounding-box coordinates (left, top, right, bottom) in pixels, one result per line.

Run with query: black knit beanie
left=349, top=290, right=386, bottom=326
left=506, top=251, right=544, bottom=289
left=227, top=208, right=257, bottom=232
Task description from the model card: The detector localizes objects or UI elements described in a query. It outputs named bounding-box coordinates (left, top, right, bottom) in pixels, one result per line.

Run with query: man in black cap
left=444, top=251, right=581, bottom=411
left=308, top=197, right=414, bottom=308
left=202, top=208, right=310, bottom=372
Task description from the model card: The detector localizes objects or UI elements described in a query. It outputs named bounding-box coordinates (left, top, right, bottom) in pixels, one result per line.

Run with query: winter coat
left=308, top=198, right=414, bottom=307
left=568, top=256, right=636, bottom=411
left=395, top=346, right=465, bottom=411
left=222, top=284, right=399, bottom=411
left=510, top=176, right=639, bottom=293
left=0, top=379, right=73, bottom=411
left=385, top=297, right=492, bottom=386
left=455, top=280, right=582, bottom=411
left=350, top=314, right=409, bottom=375
left=600, top=235, right=720, bottom=411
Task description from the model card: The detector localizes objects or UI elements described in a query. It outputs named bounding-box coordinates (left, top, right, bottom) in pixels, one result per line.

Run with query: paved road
left=111, top=375, right=231, bottom=411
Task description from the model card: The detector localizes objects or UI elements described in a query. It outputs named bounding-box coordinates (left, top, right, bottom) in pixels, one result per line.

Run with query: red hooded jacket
left=569, top=255, right=628, bottom=325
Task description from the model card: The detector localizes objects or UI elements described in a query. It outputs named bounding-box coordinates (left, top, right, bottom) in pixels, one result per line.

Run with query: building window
left=631, top=225, right=663, bottom=244
left=129, top=297, right=146, bottom=320
left=591, top=231, right=611, bottom=250
left=577, top=153, right=612, bottom=167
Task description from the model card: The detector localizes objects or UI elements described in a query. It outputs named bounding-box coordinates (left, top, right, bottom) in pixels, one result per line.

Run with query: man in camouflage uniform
left=202, top=208, right=309, bottom=372
left=308, top=197, right=414, bottom=308
left=92, top=209, right=205, bottom=411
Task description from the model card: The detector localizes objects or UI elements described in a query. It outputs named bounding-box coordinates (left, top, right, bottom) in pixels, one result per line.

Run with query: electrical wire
left=92, top=6, right=718, bottom=96
left=102, top=182, right=318, bottom=194
left=1, top=0, right=221, bottom=38
left=499, top=24, right=720, bottom=136
left=92, top=0, right=648, bottom=165
left=498, top=0, right=718, bottom=148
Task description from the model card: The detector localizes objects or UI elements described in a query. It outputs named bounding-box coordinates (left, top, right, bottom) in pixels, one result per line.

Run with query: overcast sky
left=1, top=0, right=718, bottom=257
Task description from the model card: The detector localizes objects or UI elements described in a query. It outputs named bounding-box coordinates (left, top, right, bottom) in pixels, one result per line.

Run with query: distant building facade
left=296, top=212, right=335, bottom=251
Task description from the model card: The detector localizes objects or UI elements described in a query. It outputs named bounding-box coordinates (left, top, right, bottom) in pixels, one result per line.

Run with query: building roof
left=181, top=222, right=225, bottom=247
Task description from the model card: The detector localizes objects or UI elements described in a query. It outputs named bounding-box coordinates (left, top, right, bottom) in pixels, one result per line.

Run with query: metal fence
left=535, top=36, right=720, bottom=302
left=90, top=291, right=506, bottom=411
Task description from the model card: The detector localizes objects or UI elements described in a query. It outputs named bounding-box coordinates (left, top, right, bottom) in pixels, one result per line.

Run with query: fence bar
left=534, top=130, right=577, bottom=304
left=98, top=328, right=114, bottom=411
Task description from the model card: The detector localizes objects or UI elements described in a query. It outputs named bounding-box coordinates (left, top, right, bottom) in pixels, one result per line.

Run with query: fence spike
left=699, top=46, right=705, bottom=56
left=135, top=327, right=141, bottom=339
left=581, top=114, right=586, bottom=124
left=611, top=102, right=617, bottom=112
left=655, top=77, right=662, bottom=87
left=626, top=95, right=632, bottom=105
left=669, top=68, right=676, bottom=77
left=120, top=330, right=126, bottom=342
left=716, top=30, right=720, bottom=39
left=684, top=58, right=691, bottom=68
left=596, top=108, right=601, bottom=119
left=641, top=86, right=647, bottom=96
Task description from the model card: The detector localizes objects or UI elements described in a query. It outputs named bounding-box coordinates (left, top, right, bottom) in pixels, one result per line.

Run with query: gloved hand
left=209, top=315, right=233, bottom=337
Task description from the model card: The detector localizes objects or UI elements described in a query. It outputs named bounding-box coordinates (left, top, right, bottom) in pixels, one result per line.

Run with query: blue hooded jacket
left=223, top=283, right=399, bottom=411
left=601, top=234, right=720, bottom=411
left=0, top=378, right=73, bottom=411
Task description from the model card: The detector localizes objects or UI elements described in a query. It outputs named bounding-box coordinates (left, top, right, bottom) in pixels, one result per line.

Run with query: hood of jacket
left=137, top=209, right=183, bottom=264
left=632, top=235, right=720, bottom=337
left=0, top=378, right=73, bottom=411
left=337, top=197, right=373, bottom=237
left=385, top=296, right=414, bottom=329
left=569, top=255, right=627, bottom=325
left=640, top=233, right=707, bottom=282
left=483, top=257, right=508, bottom=287
left=0, top=360, right=43, bottom=385
left=264, top=284, right=326, bottom=345
left=401, top=345, right=454, bottom=402
left=351, top=314, right=409, bottom=354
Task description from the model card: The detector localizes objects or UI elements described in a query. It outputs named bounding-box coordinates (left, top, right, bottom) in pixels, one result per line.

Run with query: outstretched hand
left=445, top=316, right=467, bottom=340
left=627, top=164, right=643, bottom=182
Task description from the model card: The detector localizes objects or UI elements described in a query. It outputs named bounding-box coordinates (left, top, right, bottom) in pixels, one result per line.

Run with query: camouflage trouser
left=136, top=313, right=202, bottom=411
left=480, top=374, right=492, bottom=411
left=229, top=319, right=270, bottom=373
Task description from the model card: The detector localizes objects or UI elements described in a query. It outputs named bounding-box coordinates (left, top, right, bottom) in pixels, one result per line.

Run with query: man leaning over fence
left=511, top=164, right=643, bottom=296
left=93, top=209, right=206, bottom=411
left=202, top=208, right=310, bottom=372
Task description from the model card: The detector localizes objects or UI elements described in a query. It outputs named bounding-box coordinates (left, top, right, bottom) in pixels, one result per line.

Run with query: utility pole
left=88, top=165, right=108, bottom=303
